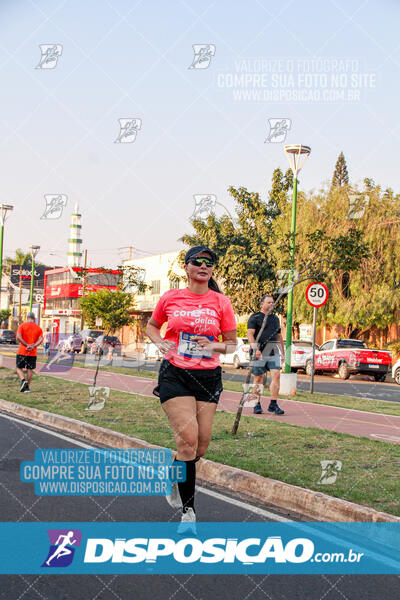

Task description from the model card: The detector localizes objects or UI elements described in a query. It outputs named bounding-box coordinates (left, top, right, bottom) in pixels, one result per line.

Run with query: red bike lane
left=3, top=356, right=400, bottom=444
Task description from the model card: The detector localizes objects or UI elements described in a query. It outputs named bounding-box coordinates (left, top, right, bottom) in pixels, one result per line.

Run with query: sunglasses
left=188, top=257, right=214, bottom=268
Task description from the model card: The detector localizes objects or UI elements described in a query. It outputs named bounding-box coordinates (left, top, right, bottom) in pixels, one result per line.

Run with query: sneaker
left=24, top=386, right=31, bottom=393
left=268, top=402, right=284, bottom=415
left=177, top=507, right=197, bottom=535
left=165, top=481, right=182, bottom=509
left=20, top=380, right=28, bottom=393
left=253, top=402, right=262, bottom=414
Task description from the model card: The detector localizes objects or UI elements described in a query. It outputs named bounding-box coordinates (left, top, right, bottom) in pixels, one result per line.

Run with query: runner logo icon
left=42, top=529, right=82, bottom=567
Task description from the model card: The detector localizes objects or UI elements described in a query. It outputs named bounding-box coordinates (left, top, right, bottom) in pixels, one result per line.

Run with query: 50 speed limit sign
left=305, top=282, right=329, bottom=307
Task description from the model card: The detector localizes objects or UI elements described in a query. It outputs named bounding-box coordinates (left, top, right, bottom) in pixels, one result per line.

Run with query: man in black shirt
left=247, top=294, right=285, bottom=415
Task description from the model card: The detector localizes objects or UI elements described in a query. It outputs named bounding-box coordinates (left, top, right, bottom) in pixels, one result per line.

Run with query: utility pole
left=118, top=246, right=134, bottom=260
left=283, top=145, right=311, bottom=373
left=0, top=204, right=13, bottom=308
left=80, top=249, right=88, bottom=329
left=29, top=245, right=40, bottom=312
left=18, top=265, right=22, bottom=323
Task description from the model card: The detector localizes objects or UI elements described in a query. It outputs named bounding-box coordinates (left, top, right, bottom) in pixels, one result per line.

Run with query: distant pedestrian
left=43, top=328, right=51, bottom=357
left=247, top=294, right=285, bottom=415
left=16, top=312, right=43, bottom=393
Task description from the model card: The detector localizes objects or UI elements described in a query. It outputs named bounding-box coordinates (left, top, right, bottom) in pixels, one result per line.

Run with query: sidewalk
left=2, top=355, right=400, bottom=444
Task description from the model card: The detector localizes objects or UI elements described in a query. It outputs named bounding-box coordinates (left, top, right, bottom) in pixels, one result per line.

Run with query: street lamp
left=283, top=144, right=311, bottom=373
left=0, top=204, right=14, bottom=308
left=29, top=245, right=40, bottom=312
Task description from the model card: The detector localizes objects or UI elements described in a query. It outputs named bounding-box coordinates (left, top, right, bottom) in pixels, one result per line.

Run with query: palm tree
left=4, top=248, right=31, bottom=275
left=4, top=249, right=31, bottom=323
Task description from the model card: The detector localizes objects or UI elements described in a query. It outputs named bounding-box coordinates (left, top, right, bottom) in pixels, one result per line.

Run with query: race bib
left=177, top=332, right=213, bottom=359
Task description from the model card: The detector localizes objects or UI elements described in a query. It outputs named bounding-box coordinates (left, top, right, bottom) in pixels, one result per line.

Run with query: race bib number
left=177, top=332, right=213, bottom=359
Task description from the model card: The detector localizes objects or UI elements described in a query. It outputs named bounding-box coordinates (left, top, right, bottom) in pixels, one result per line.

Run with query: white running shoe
left=177, top=507, right=197, bottom=535
left=165, top=481, right=182, bottom=509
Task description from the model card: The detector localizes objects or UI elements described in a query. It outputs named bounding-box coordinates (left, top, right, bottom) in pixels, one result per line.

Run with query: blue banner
left=0, top=522, right=399, bottom=574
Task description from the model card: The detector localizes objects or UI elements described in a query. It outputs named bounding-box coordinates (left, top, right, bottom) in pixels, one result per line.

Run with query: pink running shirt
left=151, top=288, right=236, bottom=369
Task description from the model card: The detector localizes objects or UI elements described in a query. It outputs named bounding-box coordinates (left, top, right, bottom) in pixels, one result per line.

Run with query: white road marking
left=0, top=412, right=292, bottom=521
left=0, top=412, right=94, bottom=448
left=197, top=486, right=293, bottom=522
left=371, top=433, right=400, bottom=443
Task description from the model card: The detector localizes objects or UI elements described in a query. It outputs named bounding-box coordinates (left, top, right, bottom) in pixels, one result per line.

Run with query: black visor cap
left=184, top=246, right=218, bottom=264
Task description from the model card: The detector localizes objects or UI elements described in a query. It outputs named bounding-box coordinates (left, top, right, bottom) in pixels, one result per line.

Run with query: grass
left=1, top=367, right=400, bottom=516
left=39, top=353, right=400, bottom=417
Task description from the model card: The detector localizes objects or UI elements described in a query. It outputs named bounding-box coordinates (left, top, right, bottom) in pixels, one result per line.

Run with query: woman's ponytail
left=208, top=276, right=221, bottom=293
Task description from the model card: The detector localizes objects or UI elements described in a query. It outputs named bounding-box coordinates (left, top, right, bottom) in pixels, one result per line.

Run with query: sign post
left=305, top=282, right=329, bottom=394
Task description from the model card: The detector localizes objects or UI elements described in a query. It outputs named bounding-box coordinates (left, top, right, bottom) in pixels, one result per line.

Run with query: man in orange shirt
left=16, top=312, right=43, bottom=393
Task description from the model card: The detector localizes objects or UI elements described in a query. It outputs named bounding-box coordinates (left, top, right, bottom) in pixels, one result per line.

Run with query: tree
left=180, top=183, right=289, bottom=315
left=4, top=249, right=30, bottom=274
left=78, top=265, right=148, bottom=391
left=0, top=309, right=11, bottom=327
left=331, top=152, right=349, bottom=188
left=273, top=182, right=400, bottom=340
left=269, top=167, right=293, bottom=214
left=79, top=289, right=134, bottom=333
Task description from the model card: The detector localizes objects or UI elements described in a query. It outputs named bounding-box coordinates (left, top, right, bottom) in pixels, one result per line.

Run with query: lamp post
left=0, top=204, right=14, bottom=308
left=283, top=144, right=311, bottom=373
left=29, top=245, right=40, bottom=312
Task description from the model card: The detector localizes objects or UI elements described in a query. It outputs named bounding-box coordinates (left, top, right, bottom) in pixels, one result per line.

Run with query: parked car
left=220, top=337, right=250, bottom=369
left=92, top=335, right=122, bottom=356
left=57, top=333, right=83, bottom=353
left=286, top=339, right=315, bottom=372
left=305, top=338, right=392, bottom=381
left=0, top=329, right=16, bottom=344
left=392, top=358, right=400, bottom=385
left=80, top=329, right=104, bottom=353
left=143, top=341, right=162, bottom=361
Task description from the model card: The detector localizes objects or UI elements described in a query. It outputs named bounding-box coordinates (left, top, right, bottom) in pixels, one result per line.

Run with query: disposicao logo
left=83, top=536, right=314, bottom=564
left=42, top=529, right=82, bottom=568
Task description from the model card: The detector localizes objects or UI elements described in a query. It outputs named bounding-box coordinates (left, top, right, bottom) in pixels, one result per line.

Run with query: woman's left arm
left=193, top=330, right=237, bottom=354
left=219, top=330, right=237, bottom=354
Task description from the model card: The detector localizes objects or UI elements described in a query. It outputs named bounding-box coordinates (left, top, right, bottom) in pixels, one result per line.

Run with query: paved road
left=1, top=413, right=399, bottom=599
left=2, top=355, right=400, bottom=444
left=2, top=345, right=399, bottom=402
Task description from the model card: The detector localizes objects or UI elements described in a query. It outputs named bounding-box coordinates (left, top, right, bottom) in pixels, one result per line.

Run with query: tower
left=67, top=202, right=82, bottom=267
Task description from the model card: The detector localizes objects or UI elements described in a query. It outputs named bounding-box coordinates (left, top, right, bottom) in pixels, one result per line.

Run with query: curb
left=1, top=398, right=399, bottom=523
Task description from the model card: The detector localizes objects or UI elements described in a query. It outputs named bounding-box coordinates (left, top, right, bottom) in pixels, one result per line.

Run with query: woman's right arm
left=146, top=318, right=175, bottom=355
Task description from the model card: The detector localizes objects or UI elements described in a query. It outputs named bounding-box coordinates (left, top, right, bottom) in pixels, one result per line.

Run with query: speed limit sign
left=305, top=282, right=329, bottom=307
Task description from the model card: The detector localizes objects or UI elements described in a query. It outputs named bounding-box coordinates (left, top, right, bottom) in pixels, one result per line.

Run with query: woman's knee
left=175, top=431, right=198, bottom=458
left=176, top=444, right=197, bottom=460
left=196, top=438, right=211, bottom=458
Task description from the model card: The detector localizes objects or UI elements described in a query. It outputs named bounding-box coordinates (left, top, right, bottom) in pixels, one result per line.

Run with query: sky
left=1, top=0, right=399, bottom=268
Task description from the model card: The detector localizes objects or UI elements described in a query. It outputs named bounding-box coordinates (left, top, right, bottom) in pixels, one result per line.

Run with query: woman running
left=146, top=245, right=237, bottom=532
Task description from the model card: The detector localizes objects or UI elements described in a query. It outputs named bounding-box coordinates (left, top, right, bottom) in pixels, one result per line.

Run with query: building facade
left=43, top=266, right=121, bottom=335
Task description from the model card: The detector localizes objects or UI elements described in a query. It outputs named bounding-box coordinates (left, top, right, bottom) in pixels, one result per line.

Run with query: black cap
left=184, top=245, right=217, bottom=264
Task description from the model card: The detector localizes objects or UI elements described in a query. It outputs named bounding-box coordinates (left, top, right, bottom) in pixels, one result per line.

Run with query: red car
left=305, top=338, right=392, bottom=381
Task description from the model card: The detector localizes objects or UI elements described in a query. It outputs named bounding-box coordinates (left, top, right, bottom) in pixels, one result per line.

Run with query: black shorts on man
left=155, top=359, right=223, bottom=404
left=16, top=355, right=37, bottom=370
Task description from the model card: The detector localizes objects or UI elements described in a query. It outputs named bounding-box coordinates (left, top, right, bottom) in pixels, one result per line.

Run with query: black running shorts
left=154, top=359, right=223, bottom=404
left=16, top=354, right=37, bottom=370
